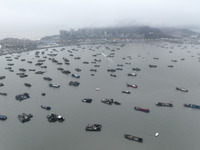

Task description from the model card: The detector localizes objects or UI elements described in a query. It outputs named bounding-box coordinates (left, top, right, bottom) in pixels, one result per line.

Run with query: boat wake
left=101, top=53, right=114, bottom=67
left=101, top=53, right=113, bottom=62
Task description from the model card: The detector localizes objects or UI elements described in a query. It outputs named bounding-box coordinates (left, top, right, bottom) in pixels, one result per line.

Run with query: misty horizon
left=1, top=0, right=200, bottom=40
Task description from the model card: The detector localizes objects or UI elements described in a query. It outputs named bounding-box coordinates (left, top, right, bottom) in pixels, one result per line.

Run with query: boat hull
left=124, top=134, right=143, bottom=143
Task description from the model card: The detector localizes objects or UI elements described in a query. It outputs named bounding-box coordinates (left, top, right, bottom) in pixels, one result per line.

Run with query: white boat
left=155, top=132, right=159, bottom=137
left=49, top=83, right=60, bottom=88
left=96, top=88, right=100, bottom=91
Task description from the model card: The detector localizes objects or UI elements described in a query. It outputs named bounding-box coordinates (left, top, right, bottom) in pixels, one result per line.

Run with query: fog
left=0, top=0, right=199, bottom=39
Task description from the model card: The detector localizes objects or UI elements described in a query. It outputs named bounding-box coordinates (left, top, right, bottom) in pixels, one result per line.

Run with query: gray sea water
left=0, top=41, right=200, bottom=150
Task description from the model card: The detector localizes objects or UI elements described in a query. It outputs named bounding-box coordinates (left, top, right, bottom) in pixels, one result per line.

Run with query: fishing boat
left=47, top=113, right=64, bottom=122
left=122, top=91, right=131, bottom=94
left=82, top=98, right=92, bottom=103
left=101, top=98, right=113, bottom=105
left=24, top=83, right=31, bottom=87
left=176, top=87, right=188, bottom=92
left=85, top=124, right=102, bottom=131
left=72, top=74, right=80, bottom=78
left=127, top=73, right=137, bottom=76
left=49, top=83, right=60, bottom=88
left=110, top=74, right=117, bottom=77
left=134, top=106, right=150, bottom=113
left=113, top=101, right=121, bottom=105
left=184, top=104, right=200, bottom=109
left=124, top=134, right=143, bottom=143
left=0, top=92, right=7, bottom=96
left=0, top=76, right=5, bottom=80
left=43, top=77, right=52, bottom=81
left=41, top=105, right=51, bottom=110
left=127, top=83, right=138, bottom=88
left=18, top=113, right=33, bottom=123
left=155, top=132, right=159, bottom=137
left=149, top=65, right=157, bottom=68
left=155, top=102, right=173, bottom=107
left=69, top=81, right=80, bottom=86
left=15, top=93, right=30, bottom=101
left=132, top=68, right=141, bottom=71
left=0, top=115, right=7, bottom=120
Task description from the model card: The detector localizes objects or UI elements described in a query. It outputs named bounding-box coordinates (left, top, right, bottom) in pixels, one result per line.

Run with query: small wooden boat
left=124, top=134, right=143, bottom=143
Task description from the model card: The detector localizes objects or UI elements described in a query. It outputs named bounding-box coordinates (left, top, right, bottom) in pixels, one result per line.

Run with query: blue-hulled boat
left=72, top=74, right=80, bottom=78
left=184, top=104, right=200, bottom=109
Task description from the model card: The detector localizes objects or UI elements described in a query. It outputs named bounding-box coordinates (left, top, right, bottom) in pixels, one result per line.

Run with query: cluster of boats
left=1, top=43, right=199, bottom=147
left=15, top=93, right=30, bottom=101
left=101, top=98, right=121, bottom=105
left=18, top=113, right=33, bottom=123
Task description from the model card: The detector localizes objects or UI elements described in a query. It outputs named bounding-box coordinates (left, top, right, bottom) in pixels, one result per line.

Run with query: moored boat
left=122, top=91, right=131, bottom=94
left=82, top=98, right=92, bottom=103
left=124, top=134, right=143, bottom=143
left=15, top=93, right=30, bottom=101
left=127, top=73, right=137, bottom=76
left=155, top=102, right=173, bottom=107
left=41, top=105, right=51, bottom=110
left=113, top=101, right=121, bottom=105
left=0, top=92, right=7, bottom=96
left=0, top=76, right=6, bottom=80
left=132, top=68, right=141, bottom=71
left=49, top=83, right=60, bottom=88
left=176, top=87, right=188, bottom=92
left=149, top=65, right=157, bottom=68
left=0, top=115, right=7, bottom=120
left=127, top=83, right=138, bottom=88
left=47, top=113, right=64, bottom=122
left=134, top=106, right=150, bottom=113
left=110, top=74, right=117, bottom=77
left=72, top=74, right=80, bottom=78
left=85, top=124, right=102, bottom=131
left=18, top=113, right=33, bottom=123
left=101, top=98, right=113, bottom=105
left=69, top=81, right=80, bottom=86
left=184, top=104, right=200, bottom=109
left=43, top=77, right=52, bottom=81
left=24, top=83, right=31, bottom=87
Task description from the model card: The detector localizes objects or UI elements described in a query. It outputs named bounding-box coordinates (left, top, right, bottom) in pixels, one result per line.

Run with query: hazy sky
left=0, top=0, right=199, bottom=39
